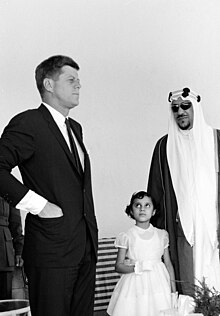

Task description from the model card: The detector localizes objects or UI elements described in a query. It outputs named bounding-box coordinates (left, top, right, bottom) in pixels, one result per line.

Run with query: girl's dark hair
left=125, top=191, right=156, bottom=219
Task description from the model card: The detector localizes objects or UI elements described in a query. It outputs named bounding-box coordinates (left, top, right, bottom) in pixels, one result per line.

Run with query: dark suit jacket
left=0, top=104, right=98, bottom=267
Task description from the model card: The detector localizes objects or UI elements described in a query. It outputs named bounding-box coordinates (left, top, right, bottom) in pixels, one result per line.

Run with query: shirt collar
left=42, top=102, right=66, bottom=127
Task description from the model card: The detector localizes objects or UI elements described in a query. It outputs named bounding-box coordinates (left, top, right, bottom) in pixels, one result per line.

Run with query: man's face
left=171, top=97, right=194, bottom=130
left=51, top=65, right=81, bottom=110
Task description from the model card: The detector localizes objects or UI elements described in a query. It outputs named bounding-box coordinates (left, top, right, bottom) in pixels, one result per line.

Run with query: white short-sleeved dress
left=107, top=224, right=172, bottom=316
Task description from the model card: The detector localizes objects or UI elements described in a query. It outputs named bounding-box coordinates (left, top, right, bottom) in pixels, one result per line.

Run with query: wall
left=1, top=0, right=220, bottom=237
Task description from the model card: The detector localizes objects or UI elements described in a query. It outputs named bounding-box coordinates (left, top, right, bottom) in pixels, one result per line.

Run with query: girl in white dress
left=107, top=191, right=176, bottom=316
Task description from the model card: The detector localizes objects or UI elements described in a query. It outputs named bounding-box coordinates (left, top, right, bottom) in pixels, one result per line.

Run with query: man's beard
left=178, top=122, right=191, bottom=130
left=177, top=116, right=191, bottom=130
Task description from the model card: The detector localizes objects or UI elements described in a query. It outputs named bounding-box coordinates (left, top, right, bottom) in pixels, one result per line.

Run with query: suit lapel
left=38, top=104, right=83, bottom=181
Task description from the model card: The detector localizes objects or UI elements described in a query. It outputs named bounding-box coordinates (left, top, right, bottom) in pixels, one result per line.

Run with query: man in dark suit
left=0, top=55, right=98, bottom=316
left=0, top=197, right=24, bottom=299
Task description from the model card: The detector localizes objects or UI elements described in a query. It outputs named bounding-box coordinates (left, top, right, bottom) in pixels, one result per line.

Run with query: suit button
left=84, top=213, right=87, bottom=217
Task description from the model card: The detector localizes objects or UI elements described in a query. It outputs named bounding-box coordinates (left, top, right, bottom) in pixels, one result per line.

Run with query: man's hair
left=35, top=55, right=80, bottom=97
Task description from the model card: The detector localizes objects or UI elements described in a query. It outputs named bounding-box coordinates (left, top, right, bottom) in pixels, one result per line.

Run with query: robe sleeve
left=147, top=136, right=167, bottom=228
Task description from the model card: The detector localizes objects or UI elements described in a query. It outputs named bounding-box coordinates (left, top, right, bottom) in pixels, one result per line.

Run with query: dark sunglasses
left=171, top=101, right=192, bottom=113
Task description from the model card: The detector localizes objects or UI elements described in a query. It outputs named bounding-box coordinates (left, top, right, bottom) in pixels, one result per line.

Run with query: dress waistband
left=142, top=260, right=161, bottom=271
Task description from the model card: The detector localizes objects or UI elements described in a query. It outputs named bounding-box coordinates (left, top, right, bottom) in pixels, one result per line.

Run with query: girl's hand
left=124, top=259, right=135, bottom=266
left=115, top=249, right=135, bottom=274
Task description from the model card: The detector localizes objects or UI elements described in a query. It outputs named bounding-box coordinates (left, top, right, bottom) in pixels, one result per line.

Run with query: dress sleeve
left=114, top=232, right=129, bottom=249
left=163, top=230, right=169, bottom=249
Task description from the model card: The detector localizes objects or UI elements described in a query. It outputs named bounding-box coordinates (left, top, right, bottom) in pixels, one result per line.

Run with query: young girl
left=107, top=191, right=176, bottom=316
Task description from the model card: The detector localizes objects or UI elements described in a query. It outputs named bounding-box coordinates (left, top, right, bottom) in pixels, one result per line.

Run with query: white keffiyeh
left=167, top=88, right=220, bottom=289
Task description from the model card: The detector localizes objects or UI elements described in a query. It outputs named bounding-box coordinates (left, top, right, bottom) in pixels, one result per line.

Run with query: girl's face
left=131, top=196, right=155, bottom=227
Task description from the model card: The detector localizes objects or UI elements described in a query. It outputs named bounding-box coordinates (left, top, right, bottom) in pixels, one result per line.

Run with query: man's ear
left=43, top=78, right=53, bottom=93
left=152, top=209, right=156, bottom=216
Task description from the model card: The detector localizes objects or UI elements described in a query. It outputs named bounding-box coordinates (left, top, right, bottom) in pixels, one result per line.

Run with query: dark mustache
left=177, top=114, right=188, bottom=119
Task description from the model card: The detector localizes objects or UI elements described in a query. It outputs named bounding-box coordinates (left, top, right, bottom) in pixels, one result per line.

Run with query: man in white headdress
left=147, top=87, right=220, bottom=295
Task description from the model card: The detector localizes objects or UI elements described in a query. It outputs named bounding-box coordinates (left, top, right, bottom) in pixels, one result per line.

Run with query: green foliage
left=192, top=278, right=220, bottom=316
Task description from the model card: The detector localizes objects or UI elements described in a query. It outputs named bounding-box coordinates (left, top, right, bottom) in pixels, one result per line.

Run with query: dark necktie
left=65, top=118, right=83, bottom=174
